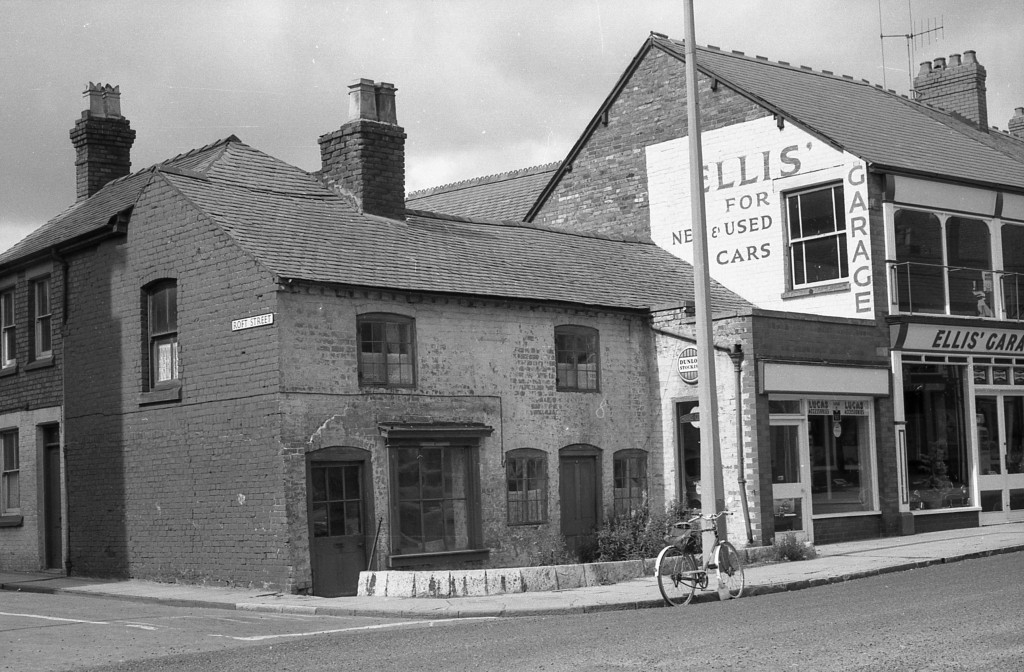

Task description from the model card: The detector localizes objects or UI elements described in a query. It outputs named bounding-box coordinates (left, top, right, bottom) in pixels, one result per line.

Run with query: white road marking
left=209, top=616, right=497, bottom=642
left=0, top=611, right=109, bottom=625
left=123, top=623, right=160, bottom=631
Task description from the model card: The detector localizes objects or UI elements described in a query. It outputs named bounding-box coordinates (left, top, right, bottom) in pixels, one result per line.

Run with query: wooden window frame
left=1, top=430, right=19, bottom=516
left=1, top=287, right=15, bottom=370
left=506, top=448, right=548, bottom=525
left=30, top=277, right=52, bottom=361
left=613, top=449, right=648, bottom=516
left=357, top=313, right=416, bottom=388
left=555, top=325, right=600, bottom=392
left=786, top=183, right=848, bottom=288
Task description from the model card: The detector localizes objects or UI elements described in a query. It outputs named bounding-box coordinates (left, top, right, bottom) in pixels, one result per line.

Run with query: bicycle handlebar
left=683, top=510, right=732, bottom=524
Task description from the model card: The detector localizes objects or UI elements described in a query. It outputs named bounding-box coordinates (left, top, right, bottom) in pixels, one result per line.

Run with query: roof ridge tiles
left=405, top=208, right=653, bottom=245
left=407, top=162, right=560, bottom=199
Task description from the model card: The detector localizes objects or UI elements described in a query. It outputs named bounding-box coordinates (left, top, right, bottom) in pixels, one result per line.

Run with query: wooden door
left=309, top=462, right=365, bottom=597
left=43, top=426, right=62, bottom=570
left=559, top=455, right=598, bottom=557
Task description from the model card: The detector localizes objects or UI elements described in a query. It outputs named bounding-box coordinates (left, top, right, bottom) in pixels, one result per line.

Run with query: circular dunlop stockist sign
left=677, top=346, right=699, bottom=384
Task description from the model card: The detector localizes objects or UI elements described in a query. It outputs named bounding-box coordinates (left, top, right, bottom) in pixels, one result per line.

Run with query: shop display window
left=809, top=414, right=873, bottom=514
left=902, top=364, right=972, bottom=510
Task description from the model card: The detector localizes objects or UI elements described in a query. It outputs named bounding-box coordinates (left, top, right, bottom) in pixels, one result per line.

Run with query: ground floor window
left=391, top=443, right=480, bottom=555
left=612, top=449, right=647, bottom=515
left=809, top=409, right=872, bottom=514
left=902, top=364, right=971, bottom=510
left=1, top=430, right=18, bottom=514
left=506, top=448, right=547, bottom=525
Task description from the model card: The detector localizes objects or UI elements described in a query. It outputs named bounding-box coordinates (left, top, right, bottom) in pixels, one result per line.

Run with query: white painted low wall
left=357, top=558, right=656, bottom=598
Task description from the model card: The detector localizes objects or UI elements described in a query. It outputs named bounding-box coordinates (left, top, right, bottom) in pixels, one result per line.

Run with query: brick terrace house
left=0, top=80, right=749, bottom=596
left=427, top=34, right=1024, bottom=546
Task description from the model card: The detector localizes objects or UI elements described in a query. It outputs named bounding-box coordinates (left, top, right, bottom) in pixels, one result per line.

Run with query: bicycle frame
left=655, top=510, right=745, bottom=606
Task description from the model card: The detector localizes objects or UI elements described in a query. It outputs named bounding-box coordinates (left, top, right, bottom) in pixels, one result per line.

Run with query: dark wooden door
left=309, top=462, right=365, bottom=597
left=43, top=428, right=62, bottom=569
left=559, top=455, right=598, bottom=557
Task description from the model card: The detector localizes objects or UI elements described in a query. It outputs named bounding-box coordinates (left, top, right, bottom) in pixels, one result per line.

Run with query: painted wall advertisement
left=646, top=116, right=874, bottom=318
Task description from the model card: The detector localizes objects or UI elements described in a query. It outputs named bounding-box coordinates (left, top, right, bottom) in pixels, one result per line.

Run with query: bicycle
left=655, top=510, right=745, bottom=606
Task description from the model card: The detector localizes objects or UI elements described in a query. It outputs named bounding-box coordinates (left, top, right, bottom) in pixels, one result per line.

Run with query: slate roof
left=2, top=137, right=749, bottom=314
left=405, top=162, right=558, bottom=220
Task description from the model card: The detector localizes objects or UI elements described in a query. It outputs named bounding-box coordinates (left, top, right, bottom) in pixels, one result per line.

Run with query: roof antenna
left=878, top=0, right=943, bottom=91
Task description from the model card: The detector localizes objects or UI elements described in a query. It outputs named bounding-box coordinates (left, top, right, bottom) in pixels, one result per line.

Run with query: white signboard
left=232, top=313, right=274, bottom=331
left=646, top=117, right=874, bottom=318
left=677, top=346, right=699, bottom=384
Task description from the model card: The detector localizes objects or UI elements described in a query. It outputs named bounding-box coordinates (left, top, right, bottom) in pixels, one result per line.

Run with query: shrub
left=595, top=499, right=692, bottom=562
left=772, top=532, right=817, bottom=562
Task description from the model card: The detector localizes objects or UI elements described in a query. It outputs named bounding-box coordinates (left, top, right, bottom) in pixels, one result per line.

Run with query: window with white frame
left=31, top=277, right=52, bottom=360
left=146, top=280, right=179, bottom=387
left=787, top=183, right=848, bottom=287
left=1, top=288, right=15, bottom=369
left=1, top=430, right=18, bottom=514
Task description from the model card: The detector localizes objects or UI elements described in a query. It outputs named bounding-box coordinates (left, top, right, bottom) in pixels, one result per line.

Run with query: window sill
left=782, top=281, right=850, bottom=300
left=0, top=514, right=24, bottom=528
left=0, top=364, right=16, bottom=378
left=555, top=387, right=602, bottom=394
left=140, top=383, right=182, bottom=405
left=389, top=548, right=490, bottom=568
left=25, top=357, right=54, bottom=371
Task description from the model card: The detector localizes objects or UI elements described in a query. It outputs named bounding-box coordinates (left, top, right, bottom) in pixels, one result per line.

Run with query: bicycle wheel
left=655, top=544, right=698, bottom=606
left=715, top=541, right=745, bottom=599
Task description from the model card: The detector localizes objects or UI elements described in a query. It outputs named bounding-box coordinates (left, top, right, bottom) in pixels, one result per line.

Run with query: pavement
left=2, top=522, right=1022, bottom=619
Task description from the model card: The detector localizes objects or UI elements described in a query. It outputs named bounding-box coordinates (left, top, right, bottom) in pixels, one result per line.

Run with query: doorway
left=559, top=445, right=600, bottom=559
left=308, top=449, right=372, bottom=597
left=42, top=425, right=62, bottom=570
left=976, top=395, right=1024, bottom=524
left=676, top=401, right=701, bottom=510
left=770, top=420, right=812, bottom=541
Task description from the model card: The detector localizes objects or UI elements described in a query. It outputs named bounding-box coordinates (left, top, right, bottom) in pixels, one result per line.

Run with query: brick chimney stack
left=69, top=83, right=136, bottom=200
left=318, top=79, right=406, bottom=220
left=1010, top=107, right=1024, bottom=140
left=913, top=51, right=989, bottom=129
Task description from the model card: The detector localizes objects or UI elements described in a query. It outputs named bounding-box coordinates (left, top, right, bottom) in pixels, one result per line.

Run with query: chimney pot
left=375, top=82, right=397, bottom=125
left=103, top=84, right=122, bottom=118
left=933, top=57, right=946, bottom=70
left=963, top=50, right=978, bottom=64
left=917, top=61, right=932, bottom=76
left=948, top=53, right=962, bottom=67
left=1010, top=107, right=1024, bottom=139
left=348, top=78, right=378, bottom=122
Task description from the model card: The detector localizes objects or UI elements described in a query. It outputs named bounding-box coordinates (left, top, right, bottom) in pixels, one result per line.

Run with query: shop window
left=613, top=449, right=648, bottom=515
left=146, top=280, right=179, bottom=387
left=902, top=364, right=971, bottom=510
left=358, top=314, right=415, bottom=387
left=787, top=183, right=848, bottom=287
left=390, top=444, right=480, bottom=555
left=1, top=288, right=15, bottom=369
left=31, top=277, right=52, bottom=361
left=555, top=325, right=599, bottom=391
left=1000, top=223, right=1024, bottom=320
left=506, top=448, right=547, bottom=525
left=1, top=430, right=18, bottom=514
left=809, top=414, right=874, bottom=514
left=893, top=209, right=993, bottom=317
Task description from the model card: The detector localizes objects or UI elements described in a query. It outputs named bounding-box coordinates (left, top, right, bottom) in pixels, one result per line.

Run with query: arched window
left=506, top=448, right=548, bottom=525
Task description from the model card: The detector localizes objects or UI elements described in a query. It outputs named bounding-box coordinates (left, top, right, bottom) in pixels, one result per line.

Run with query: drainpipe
left=728, top=344, right=754, bottom=545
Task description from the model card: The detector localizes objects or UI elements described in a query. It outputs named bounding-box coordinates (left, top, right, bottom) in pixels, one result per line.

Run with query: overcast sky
left=2, top=0, right=1022, bottom=252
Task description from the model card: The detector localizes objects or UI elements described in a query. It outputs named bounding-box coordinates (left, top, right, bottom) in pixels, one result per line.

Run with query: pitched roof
left=528, top=36, right=1024, bottom=219
left=165, top=141, right=747, bottom=312
left=405, top=162, right=558, bottom=220
left=4, top=136, right=748, bottom=314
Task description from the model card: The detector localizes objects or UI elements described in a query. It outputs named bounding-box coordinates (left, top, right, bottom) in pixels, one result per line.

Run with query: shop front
left=892, top=321, right=1024, bottom=531
left=761, top=362, right=889, bottom=543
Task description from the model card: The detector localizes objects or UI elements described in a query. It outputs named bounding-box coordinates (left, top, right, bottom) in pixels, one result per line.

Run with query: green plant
left=595, top=499, right=692, bottom=562
left=772, top=532, right=816, bottom=562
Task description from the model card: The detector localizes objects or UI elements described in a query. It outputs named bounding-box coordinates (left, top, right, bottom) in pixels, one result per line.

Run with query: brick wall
left=532, top=48, right=770, bottom=239
left=276, top=287, right=660, bottom=580
left=64, top=175, right=288, bottom=588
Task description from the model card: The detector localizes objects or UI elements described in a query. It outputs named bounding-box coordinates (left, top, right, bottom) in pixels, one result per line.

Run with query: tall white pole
left=683, top=0, right=726, bottom=532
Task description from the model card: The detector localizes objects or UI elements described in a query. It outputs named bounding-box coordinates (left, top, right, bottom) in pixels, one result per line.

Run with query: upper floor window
left=506, top=448, right=548, bottom=525
left=555, top=325, right=599, bottom=391
left=613, top=449, right=648, bottom=515
left=787, top=184, right=848, bottom=287
left=147, top=280, right=179, bottom=386
left=31, top=277, right=52, bottom=360
left=1, top=430, right=18, bottom=514
left=1, top=288, right=15, bottom=369
left=893, top=209, right=993, bottom=317
left=357, top=313, right=415, bottom=387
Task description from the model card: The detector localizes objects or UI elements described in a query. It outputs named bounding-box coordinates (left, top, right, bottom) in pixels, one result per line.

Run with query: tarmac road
left=9, top=551, right=1018, bottom=672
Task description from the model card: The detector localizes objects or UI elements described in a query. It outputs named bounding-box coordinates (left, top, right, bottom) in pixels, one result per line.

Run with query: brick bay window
left=357, top=313, right=415, bottom=387
left=613, top=449, right=648, bottom=515
left=1, top=288, right=15, bottom=370
left=787, top=183, right=848, bottom=288
left=555, top=325, right=599, bottom=391
left=30, top=277, right=52, bottom=361
left=506, top=448, right=548, bottom=525
left=1, top=430, right=18, bottom=519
